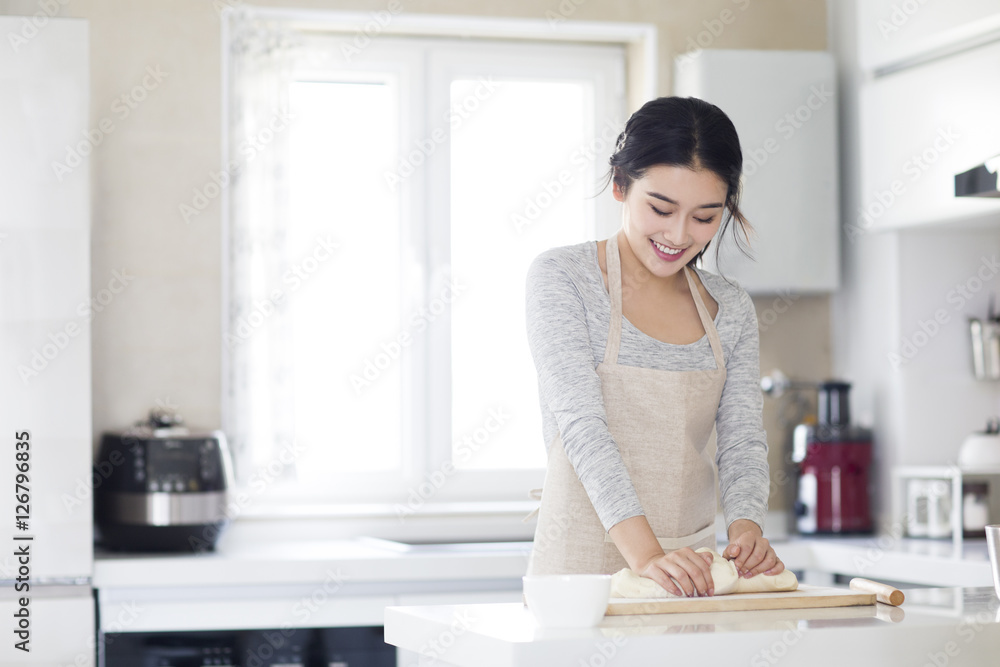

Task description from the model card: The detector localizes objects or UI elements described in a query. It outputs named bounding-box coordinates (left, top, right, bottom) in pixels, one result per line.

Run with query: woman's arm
left=526, top=249, right=645, bottom=529
left=714, top=288, right=780, bottom=576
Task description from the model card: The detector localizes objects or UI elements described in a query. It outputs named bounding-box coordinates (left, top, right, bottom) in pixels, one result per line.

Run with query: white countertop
left=385, top=587, right=1000, bottom=667
left=94, top=537, right=532, bottom=590
left=93, top=535, right=995, bottom=590
left=791, top=535, right=995, bottom=587
left=92, top=534, right=997, bottom=633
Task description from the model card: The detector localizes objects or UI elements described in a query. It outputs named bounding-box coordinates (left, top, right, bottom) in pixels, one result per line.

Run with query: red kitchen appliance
left=793, top=381, right=873, bottom=534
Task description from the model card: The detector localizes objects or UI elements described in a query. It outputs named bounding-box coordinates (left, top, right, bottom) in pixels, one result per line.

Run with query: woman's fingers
left=739, top=537, right=770, bottom=576
left=756, top=552, right=785, bottom=576
left=730, top=537, right=752, bottom=573
left=642, top=563, right=683, bottom=597
left=665, top=549, right=715, bottom=597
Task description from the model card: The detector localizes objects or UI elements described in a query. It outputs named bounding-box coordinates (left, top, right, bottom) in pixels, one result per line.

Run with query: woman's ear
left=612, top=179, right=626, bottom=203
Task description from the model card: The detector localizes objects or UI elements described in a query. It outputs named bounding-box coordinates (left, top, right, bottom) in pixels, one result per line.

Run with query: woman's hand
left=723, top=519, right=784, bottom=577
left=608, top=515, right=715, bottom=596
left=637, top=547, right=716, bottom=597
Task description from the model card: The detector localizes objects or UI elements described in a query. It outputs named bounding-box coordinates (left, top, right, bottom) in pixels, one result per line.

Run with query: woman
left=525, top=96, right=783, bottom=598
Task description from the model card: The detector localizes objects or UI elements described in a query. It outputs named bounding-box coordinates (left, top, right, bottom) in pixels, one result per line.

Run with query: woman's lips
left=650, top=238, right=686, bottom=262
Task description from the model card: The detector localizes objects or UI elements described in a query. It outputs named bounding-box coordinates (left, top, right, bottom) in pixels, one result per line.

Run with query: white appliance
left=0, top=16, right=94, bottom=666
left=958, top=420, right=1000, bottom=469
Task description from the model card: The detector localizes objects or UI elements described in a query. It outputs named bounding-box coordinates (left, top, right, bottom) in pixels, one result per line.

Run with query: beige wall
left=2, top=0, right=829, bottom=513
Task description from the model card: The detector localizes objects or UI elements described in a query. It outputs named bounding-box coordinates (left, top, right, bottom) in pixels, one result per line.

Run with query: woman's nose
left=664, top=218, right=689, bottom=246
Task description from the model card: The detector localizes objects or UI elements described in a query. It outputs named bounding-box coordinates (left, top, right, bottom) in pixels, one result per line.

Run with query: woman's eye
left=695, top=216, right=714, bottom=224
left=650, top=205, right=670, bottom=217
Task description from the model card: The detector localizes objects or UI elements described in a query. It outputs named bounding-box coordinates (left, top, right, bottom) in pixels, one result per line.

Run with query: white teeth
left=653, top=240, right=683, bottom=255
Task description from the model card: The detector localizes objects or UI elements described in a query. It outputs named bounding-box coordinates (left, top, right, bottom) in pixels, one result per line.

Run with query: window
left=222, top=10, right=629, bottom=512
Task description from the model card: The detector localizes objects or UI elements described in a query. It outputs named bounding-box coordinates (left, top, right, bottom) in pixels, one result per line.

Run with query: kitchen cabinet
left=674, top=50, right=839, bottom=293
left=855, top=0, right=1000, bottom=72
left=94, top=538, right=526, bottom=665
left=857, top=38, right=1000, bottom=233
left=0, top=14, right=94, bottom=667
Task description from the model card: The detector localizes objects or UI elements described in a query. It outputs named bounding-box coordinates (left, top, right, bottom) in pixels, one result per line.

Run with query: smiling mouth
left=651, top=239, right=684, bottom=255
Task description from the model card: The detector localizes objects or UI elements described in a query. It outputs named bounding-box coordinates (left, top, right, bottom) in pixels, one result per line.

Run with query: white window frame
left=221, top=8, right=657, bottom=531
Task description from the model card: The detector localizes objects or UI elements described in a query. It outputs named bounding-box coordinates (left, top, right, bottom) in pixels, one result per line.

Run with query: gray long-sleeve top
left=526, top=240, right=770, bottom=532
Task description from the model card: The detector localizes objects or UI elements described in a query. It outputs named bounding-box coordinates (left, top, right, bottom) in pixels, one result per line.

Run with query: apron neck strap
left=604, top=233, right=725, bottom=369
left=683, top=266, right=726, bottom=370
left=604, top=234, right=624, bottom=364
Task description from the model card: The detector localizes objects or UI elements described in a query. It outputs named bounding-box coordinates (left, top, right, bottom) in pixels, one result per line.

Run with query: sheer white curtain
left=223, top=11, right=302, bottom=483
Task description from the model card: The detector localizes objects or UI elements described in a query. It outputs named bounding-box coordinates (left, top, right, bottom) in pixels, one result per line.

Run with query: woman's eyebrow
left=645, top=191, right=724, bottom=208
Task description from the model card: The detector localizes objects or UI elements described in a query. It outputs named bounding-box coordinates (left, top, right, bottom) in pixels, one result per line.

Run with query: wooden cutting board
left=605, top=585, right=875, bottom=615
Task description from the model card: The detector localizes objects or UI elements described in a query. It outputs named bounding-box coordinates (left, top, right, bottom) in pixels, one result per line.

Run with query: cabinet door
left=675, top=49, right=838, bottom=293
left=0, top=586, right=94, bottom=666
left=856, top=0, right=1000, bottom=72
left=858, top=39, right=1000, bottom=232
left=0, top=15, right=92, bottom=581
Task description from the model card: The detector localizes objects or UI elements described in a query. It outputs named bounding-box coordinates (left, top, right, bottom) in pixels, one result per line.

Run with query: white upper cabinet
left=856, top=0, right=1000, bottom=72
left=675, top=49, right=838, bottom=294
left=0, top=16, right=92, bottom=582
left=857, top=39, right=1000, bottom=233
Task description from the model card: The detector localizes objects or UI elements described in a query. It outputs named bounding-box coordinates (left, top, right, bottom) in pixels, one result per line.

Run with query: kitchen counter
left=92, top=534, right=995, bottom=633
left=93, top=534, right=994, bottom=589
left=787, top=535, right=995, bottom=588
left=94, top=536, right=532, bottom=589
left=93, top=538, right=533, bottom=632
left=385, top=587, right=1000, bottom=666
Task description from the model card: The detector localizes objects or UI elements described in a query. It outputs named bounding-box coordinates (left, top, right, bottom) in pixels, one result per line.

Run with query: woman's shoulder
left=692, top=266, right=753, bottom=316
left=527, top=240, right=599, bottom=286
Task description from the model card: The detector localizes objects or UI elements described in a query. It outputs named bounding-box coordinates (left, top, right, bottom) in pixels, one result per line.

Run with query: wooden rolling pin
left=849, top=578, right=905, bottom=606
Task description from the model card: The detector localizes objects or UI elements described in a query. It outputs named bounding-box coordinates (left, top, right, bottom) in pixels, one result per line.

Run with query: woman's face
left=614, top=164, right=727, bottom=281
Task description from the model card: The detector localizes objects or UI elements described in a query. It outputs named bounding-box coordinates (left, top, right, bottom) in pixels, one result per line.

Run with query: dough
left=609, top=548, right=798, bottom=598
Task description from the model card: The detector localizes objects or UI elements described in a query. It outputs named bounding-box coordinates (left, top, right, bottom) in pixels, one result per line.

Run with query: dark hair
left=603, top=96, right=753, bottom=267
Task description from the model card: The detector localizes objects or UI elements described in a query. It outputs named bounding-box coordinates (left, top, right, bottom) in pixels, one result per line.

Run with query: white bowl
left=522, top=574, right=611, bottom=628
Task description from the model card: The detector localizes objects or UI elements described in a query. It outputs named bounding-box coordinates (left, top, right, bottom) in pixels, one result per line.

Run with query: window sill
left=237, top=499, right=538, bottom=520
left=223, top=499, right=539, bottom=546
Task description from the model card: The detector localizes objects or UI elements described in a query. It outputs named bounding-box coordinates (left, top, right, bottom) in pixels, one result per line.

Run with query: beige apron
left=527, top=233, right=727, bottom=575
